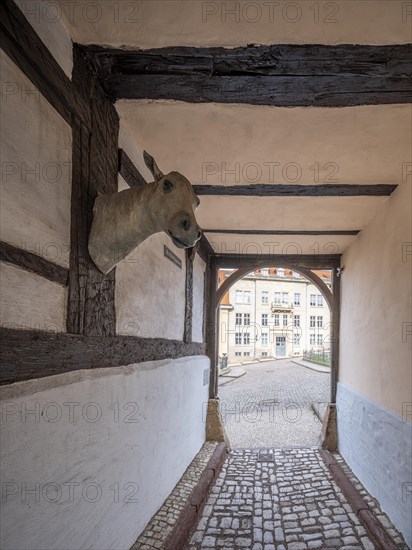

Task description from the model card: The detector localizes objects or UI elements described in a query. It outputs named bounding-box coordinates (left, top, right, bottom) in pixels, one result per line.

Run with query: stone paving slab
left=185, top=448, right=407, bottom=550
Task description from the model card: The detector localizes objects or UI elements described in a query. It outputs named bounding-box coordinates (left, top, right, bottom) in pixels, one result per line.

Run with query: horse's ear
left=143, top=151, right=163, bottom=182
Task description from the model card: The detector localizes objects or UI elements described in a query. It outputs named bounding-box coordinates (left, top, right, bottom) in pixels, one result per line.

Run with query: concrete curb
left=165, top=443, right=228, bottom=550
left=292, top=359, right=331, bottom=373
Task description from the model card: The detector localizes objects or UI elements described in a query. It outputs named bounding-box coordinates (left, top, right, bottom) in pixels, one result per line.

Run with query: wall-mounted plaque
left=164, top=245, right=182, bottom=269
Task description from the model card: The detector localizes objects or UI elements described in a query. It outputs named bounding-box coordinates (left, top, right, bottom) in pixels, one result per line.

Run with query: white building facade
left=218, top=268, right=331, bottom=363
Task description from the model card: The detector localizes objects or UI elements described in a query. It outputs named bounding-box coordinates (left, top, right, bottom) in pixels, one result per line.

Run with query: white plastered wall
left=0, top=356, right=210, bottom=550
left=338, top=183, right=412, bottom=546
left=192, top=254, right=206, bottom=343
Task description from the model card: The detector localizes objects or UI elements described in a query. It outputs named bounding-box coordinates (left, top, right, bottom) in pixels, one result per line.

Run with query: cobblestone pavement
left=219, top=360, right=330, bottom=448
left=186, top=448, right=408, bottom=550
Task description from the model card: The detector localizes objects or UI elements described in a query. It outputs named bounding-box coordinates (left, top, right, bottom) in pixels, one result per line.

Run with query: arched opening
left=215, top=265, right=335, bottom=449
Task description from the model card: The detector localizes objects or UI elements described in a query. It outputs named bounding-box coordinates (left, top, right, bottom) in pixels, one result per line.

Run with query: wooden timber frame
left=206, top=254, right=341, bottom=403
left=0, top=0, right=208, bottom=385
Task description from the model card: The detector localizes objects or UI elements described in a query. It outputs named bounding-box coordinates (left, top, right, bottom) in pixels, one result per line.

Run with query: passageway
left=185, top=448, right=407, bottom=550
left=219, top=359, right=330, bottom=448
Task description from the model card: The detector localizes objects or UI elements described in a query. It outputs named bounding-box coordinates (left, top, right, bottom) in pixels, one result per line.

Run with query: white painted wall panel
left=0, top=355, right=209, bottom=550
left=192, top=255, right=206, bottom=343
left=0, top=263, right=67, bottom=332
left=115, top=232, right=186, bottom=339
left=0, top=52, right=72, bottom=268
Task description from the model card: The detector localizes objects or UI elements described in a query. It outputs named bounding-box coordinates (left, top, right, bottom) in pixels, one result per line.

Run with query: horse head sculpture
left=88, top=151, right=202, bottom=274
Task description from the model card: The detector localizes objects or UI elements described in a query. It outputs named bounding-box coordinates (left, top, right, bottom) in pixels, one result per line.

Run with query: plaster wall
left=192, top=254, right=206, bottom=343
left=338, top=183, right=412, bottom=545
left=0, top=355, right=210, bottom=550
left=0, top=51, right=72, bottom=268
left=115, top=232, right=186, bottom=339
left=0, top=262, right=67, bottom=332
left=58, top=0, right=411, bottom=47
left=13, top=0, right=73, bottom=77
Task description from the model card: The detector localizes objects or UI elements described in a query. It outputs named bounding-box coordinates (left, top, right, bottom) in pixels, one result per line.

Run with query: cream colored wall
left=0, top=263, right=67, bottom=332
left=0, top=51, right=72, bottom=268
left=192, top=255, right=206, bottom=343
left=13, top=0, right=73, bottom=77
left=340, top=183, right=412, bottom=417
left=58, top=0, right=410, bottom=47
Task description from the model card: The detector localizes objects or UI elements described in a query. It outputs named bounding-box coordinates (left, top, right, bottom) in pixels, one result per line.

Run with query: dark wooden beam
left=0, top=0, right=90, bottom=127
left=0, top=328, right=206, bottom=385
left=183, top=249, right=194, bottom=344
left=118, top=148, right=148, bottom=188
left=0, top=241, right=69, bottom=286
left=213, top=254, right=341, bottom=270
left=67, top=46, right=119, bottom=337
left=205, top=229, right=360, bottom=236
left=194, top=184, right=397, bottom=197
left=88, top=44, right=412, bottom=106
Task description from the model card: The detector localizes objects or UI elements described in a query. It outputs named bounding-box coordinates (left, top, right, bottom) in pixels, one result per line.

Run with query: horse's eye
left=163, top=180, right=173, bottom=191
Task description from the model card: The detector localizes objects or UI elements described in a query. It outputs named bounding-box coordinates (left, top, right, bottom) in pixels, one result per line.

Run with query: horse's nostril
left=181, top=219, right=191, bottom=232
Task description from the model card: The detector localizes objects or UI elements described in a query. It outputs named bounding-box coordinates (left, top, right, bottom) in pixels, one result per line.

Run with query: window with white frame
left=244, top=291, right=251, bottom=304
left=261, top=313, right=268, bottom=326
left=235, top=351, right=242, bottom=357
left=261, top=332, right=268, bottom=346
left=282, top=292, right=288, bottom=303
left=317, top=294, right=323, bottom=306
left=244, top=313, right=251, bottom=325
left=310, top=315, right=316, bottom=328
left=235, top=313, right=242, bottom=325
left=261, top=268, right=269, bottom=276
left=235, top=290, right=251, bottom=304
left=317, top=316, right=323, bottom=328
left=277, top=268, right=285, bottom=277
left=262, top=352, right=268, bottom=357
left=262, top=291, right=269, bottom=304
left=294, top=293, right=301, bottom=306
left=244, top=351, right=250, bottom=356
left=310, top=333, right=316, bottom=345
left=274, top=314, right=280, bottom=327
left=243, top=333, right=250, bottom=345
left=293, top=272, right=300, bottom=278
left=235, top=332, right=242, bottom=345
left=274, top=291, right=281, bottom=304
left=294, top=334, right=300, bottom=345
left=294, top=315, right=300, bottom=327
left=283, top=314, right=288, bottom=327
left=235, top=290, right=243, bottom=304
left=317, top=334, right=323, bottom=345
left=310, top=294, right=316, bottom=306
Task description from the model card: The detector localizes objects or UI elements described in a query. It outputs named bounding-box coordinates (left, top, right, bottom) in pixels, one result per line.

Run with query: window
left=294, top=315, right=300, bottom=327
left=235, top=351, right=242, bottom=357
left=243, top=333, right=250, bottom=345
left=310, top=315, right=316, bottom=328
left=261, top=291, right=269, bottom=305
left=310, top=294, right=316, bottom=306
left=261, top=268, right=269, bottom=276
left=310, top=334, right=316, bottom=345
left=294, top=334, right=300, bottom=346
left=317, top=295, right=323, bottom=307
left=235, top=290, right=251, bottom=304
left=277, top=268, right=285, bottom=277
left=261, top=313, right=268, bottom=326
left=282, top=292, right=288, bottom=304
left=283, top=314, right=288, bottom=327
left=317, top=316, right=323, bottom=328
left=235, top=313, right=242, bottom=325
left=317, top=334, right=323, bottom=345
left=274, top=314, right=280, bottom=327
left=262, top=352, right=268, bottom=357
left=294, top=293, right=301, bottom=306
left=244, top=352, right=250, bottom=357
left=235, top=332, right=242, bottom=345
left=261, top=332, right=268, bottom=346
left=293, top=272, right=300, bottom=278
left=244, top=313, right=250, bottom=325
left=274, top=292, right=281, bottom=304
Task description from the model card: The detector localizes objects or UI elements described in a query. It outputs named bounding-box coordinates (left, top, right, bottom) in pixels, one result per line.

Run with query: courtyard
left=219, top=359, right=330, bottom=449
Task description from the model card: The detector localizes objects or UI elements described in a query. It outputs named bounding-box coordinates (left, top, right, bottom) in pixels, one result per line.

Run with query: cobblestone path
left=219, top=360, right=330, bottom=448
left=187, top=448, right=376, bottom=550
